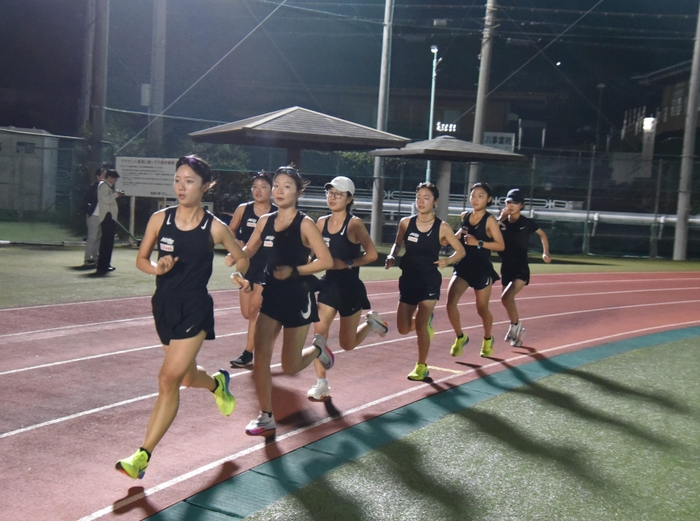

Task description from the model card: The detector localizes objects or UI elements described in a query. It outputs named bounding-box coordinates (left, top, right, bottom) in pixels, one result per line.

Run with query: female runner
left=497, top=188, right=551, bottom=346
left=116, top=155, right=249, bottom=479
left=446, top=182, right=504, bottom=358
left=240, top=166, right=334, bottom=435
left=307, top=176, right=389, bottom=400
left=228, top=171, right=277, bottom=368
left=385, top=182, right=465, bottom=381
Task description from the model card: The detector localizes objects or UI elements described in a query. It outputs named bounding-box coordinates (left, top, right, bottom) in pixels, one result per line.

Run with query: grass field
left=1, top=242, right=700, bottom=309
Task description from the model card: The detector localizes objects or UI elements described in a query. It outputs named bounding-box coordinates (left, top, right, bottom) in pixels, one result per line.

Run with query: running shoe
left=407, top=363, right=430, bottom=381
left=450, top=333, right=469, bottom=357
left=511, top=323, right=525, bottom=347
left=366, top=310, right=389, bottom=337
left=212, top=370, right=236, bottom=416
left=230, top=350, right=253, bottom=368
left=427, top=313, right=435, bottom=342
left=115, top=448, right=149, bottom=479
left=314, top=334, right=334, bottom=370
left=504, top=323, right=517, bottom=342
left=307, top=380, right=331, bottom=400
left=245, top=412, right=276, bottom=436
left=480, top=337, right=494, bottom=358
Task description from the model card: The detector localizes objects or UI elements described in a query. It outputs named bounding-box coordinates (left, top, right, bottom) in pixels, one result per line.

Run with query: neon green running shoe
left=213, top=369, right=236, bottom=416
left=427, top=313, right=435, bottom=342
left=480, top=337, right=494, bottom=358
left=450, top=333, right=469, bottom=357
left=407, top=363, right=430, bottom=381
left=116, top=448, right=149, bottom=479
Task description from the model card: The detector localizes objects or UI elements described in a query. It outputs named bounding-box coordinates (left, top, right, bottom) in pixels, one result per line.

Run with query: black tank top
left=236, top=201, right=277, bottom=243
left=156, top=206, right=215, bottom=295
left=459, top=211, right=493, bottom=265
left=260, top=211, right=310, bottom=275
left=400, top=215, right=442, bottom=274
left=322, top=213, right=361, bottom=278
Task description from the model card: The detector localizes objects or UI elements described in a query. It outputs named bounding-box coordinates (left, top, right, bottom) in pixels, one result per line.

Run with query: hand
left=384, top=255, right=395, bottom=269
left=434, top=258, right=448, bottom=269
left=155, top=255, right=178, bottom=275
left=331, top=258, right=349, bottom=270
left=116, top=189, right=125, bottom=197
left=272, top=265, right=294, bottom=280
left=230, top=272, right=251, bottom=292
left=224, top=253, right=236, bottom=267
left=542, top=253, right=551, bottom=264
left=464, top=234, right=477, bottom=247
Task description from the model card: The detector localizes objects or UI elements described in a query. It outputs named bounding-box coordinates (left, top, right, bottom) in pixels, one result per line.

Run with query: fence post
left=582, top=145, right=596, bottom=254
left=650, top=159, right=663, bottom=258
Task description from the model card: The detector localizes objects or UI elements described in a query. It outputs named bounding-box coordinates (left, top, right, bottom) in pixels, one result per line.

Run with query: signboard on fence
left=115, top=157, right=177, bottom=198
left=483, top=132, right=515, bottom=152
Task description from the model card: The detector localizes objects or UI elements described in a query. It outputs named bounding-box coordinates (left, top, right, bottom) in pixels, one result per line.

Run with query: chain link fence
left=1, top=128, right=699, bottom=258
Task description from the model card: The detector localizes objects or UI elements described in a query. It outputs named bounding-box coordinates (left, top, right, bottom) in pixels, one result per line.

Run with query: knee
left=339, top=337, right=355, bottom=351
left=157, top=372, right=182, bottom=394
left=280, top=359, right=301, bottom=375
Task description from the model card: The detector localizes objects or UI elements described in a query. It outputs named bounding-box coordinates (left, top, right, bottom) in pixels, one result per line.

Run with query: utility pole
left=78, top=0, right=96, bottom=133
left=673, top=0, right=700, bottom=260
left=468, top=0, right=497, bottom=187
left=88, top=0, right=110, bottom=171
left=370, top=0, right=395, bottom=245
left=426, top=45, right=440, bottom=182
left=148, top=0, right=167, bottom=147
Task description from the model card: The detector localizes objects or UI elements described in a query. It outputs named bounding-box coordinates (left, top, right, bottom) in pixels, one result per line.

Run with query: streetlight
left=426, top=45, right=442, bottom=181
left=595, top=83, right=605, bottom=148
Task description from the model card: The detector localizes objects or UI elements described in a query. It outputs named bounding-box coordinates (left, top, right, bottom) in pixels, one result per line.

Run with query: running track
left=1, top=272, right=699, bottom=521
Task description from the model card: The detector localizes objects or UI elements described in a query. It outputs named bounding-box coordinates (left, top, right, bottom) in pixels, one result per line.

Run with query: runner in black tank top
left=227, top=172, right=277, bottom=368
left=445, top=183, right=504, bottom=360
left=116, top=155, right=249, bottom=480
left=497, top=188, right=551, bottom=348
left=307, top=177, right=389, bottom=401
left=239, top=166, right=333, bottom=436
left=385, top=182, right=465, bottom=382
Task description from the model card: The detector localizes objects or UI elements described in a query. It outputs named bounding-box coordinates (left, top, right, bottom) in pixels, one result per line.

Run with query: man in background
left=95, top=169, right=123, bottom=276
left=80, top=168, right=105, bottom=268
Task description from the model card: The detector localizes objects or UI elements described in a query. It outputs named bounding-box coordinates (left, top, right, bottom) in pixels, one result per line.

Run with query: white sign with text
left=115, top=157, right=177, bottom=198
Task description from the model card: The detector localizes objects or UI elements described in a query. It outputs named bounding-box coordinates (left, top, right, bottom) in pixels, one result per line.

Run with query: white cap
left=324, top=176, right=355, bottom=196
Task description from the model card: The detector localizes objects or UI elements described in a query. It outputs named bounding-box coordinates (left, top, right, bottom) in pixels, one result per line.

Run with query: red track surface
left=2, top=272, right=700, bottom=521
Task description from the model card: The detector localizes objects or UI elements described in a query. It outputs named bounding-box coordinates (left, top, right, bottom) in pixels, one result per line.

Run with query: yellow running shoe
left=480, top=337, right=494, bottom=358
left=116, top=448, right=149, bottom=479
left=407, top=363, right=430, bottom=381
left=427, top=314, right=435, bottom=342
left=213, top=369, right=236, bottom=416
left=450, top=333, right=469, bottom=357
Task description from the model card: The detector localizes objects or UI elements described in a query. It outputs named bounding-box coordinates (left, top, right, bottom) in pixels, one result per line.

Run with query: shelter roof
left=369, top=135, right=526, bottom=162
left=189, top=106, right=410, bottom=151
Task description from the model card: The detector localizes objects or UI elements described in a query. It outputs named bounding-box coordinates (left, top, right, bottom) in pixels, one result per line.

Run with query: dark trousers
left=97, top=213, right=116, bottom=272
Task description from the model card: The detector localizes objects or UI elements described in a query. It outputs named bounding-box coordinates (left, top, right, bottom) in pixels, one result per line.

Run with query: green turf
left=0, top=221, right=84, bottom=243
left=1, top=244, right=700, bottom=308
left=241, top=338, right=700, bottom=521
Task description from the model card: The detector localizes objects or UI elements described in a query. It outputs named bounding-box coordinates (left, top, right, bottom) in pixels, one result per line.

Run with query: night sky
left=1, top=0, right=698, bottom=145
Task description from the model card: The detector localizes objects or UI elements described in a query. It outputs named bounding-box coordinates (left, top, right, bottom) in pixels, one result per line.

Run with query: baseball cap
left=324, top=176, right=355, bottom=196
left=505, top=188, right=524, bottom=204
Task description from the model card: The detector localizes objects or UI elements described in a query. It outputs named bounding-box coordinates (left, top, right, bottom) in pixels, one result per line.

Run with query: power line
left=115, top=0, right=290, bottom=154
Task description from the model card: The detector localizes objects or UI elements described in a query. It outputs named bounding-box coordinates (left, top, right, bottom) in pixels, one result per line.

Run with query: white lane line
left=5, top=298, right=700, bottom=438
left=77, top=317, right=700, bottom=521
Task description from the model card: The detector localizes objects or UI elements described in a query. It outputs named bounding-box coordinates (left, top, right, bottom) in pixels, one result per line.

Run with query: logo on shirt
left=263, top=235, right=275, bottom=248
left=407, top=232, right=419, bottom=243
left=166, top=214, right=172, bottom=225
left=160, top=236, right=174, bottom=252
left=201, top=218, right=210, bottom=230
left=246, top=218, right=257, bottom=228
left=323, top=237, right=331, bottom=247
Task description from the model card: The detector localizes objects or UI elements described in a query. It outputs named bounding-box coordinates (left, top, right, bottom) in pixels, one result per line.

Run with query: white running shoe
left=510, top=322, right=525, bottom=347
left=366, top=310, right=389, bottom=337
left=307, top=380, right=331, bottom=400
left=245, top=412, right=276, bottom=436
left=314, top=334, right=334, bottom=370
left=504, top=323, right=517, bottom=342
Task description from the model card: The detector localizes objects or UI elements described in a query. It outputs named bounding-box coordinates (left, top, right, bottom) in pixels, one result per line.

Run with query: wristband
left=230, top=271, right=243, bottom=280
